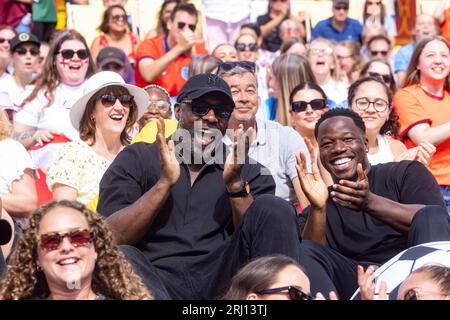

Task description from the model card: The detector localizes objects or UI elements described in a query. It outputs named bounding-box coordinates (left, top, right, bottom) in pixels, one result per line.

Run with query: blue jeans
left=440, top=185, right=450, bottom=214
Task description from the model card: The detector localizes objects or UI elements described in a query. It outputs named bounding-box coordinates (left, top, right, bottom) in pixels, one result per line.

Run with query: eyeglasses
left=370, top=50, right=389, bottom=57
left=177, top=22, right=196, bottom=32
left=256, top=286, right=314, bottom=301
left=217, top=61, right=256, bottom=74
left=292, top=99, right=327, bottom=112
left=58, top=49, right=89, bottom=60
left=235, top=43, right=259, bottom=52
left=336, top=54, right=353, bottom=60
left=100, top=94, right=134, bottom=108
left=101, top=63, right=124, bottom=72
left=111, top=14, right=127, bottom=22
left=368, top=71, right=392, bottom=84
left=182, top=99, right=233, bottom=120
left=354, top=97, right=389, bottom=112
left=403, top=289, right=446, bottom=301
left=148, top=100, right=170, bottom=110
left=14, top=47, right=40, bottom=56
left=367, top=1, right=382, bottom=6
left=308, top=47, right=333, bottom=56
left=334, top=5, right=349, bottom=11
left=0, top=38, right=11, bottom=44
left=37, top=228, right=91, bottom=252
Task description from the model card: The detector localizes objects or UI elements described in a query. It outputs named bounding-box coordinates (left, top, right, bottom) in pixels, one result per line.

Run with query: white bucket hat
left=70, top=71, right=149, bottom=130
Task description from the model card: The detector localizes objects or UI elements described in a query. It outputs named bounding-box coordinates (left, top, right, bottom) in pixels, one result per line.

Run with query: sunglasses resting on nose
left=58, top=49, right=89, bottom=60
left=100, top=94, right=134, bottom=108
left=111, top=14, right=127, bottom=22
left=14, top=47, right=40, bottom=56
left=334, top=5, right=349, bottom=11
left=235, top=43, right=259, bottom=52
left=37, top=228, right=91, bottom=251
left=291, top=99, right=327, bottom=112
left=256, top=286, right=314, bottom=301
left=182, top=99, right=233, bottom=120
left=370, top=50, right=388, bottom=56
left=0, top=37, right=11, bottom=44
left=177, top=22, right=196, bottom=32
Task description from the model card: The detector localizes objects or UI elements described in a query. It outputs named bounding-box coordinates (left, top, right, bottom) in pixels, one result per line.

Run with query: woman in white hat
left=46, top=71, right=148, bottom=205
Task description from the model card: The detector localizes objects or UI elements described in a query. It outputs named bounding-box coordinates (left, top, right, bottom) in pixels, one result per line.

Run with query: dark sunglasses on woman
left=37, top=228, right=91, bottom=252
left=111, top=14, right=127, bottom=22
left=235, top=43, right=259, bottom=52
left=0, top=38, right=11, bottom=44
left=291, top=99, right=327, bottom=112
left=256, top=286, right=314, bottom=301
left=100, top=94, right=134, bottom=108
left=58, top=49, right=89, bottom=60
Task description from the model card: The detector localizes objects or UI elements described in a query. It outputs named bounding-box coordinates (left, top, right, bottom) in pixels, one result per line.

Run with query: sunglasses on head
left=291, top=99, right=327, bottom=112
left=37, top=228, right=91, bottom=252
left=218, top=61, right=256, bottom=74
left=14, top=46, right=40, bottom=56
left=100, top=94, right=134, bottom=108
left=111, top=14, right=127, bottom=22
left=0, top=37, right=11, bottom=44
left=235, top=43, right=259, bottom=52
left=177, top=22, right=196, bottom=32
left=368, top=71, right=392, bottom=84
left=58, top=49, right=89, bottom=60
left=256, top=286, right=314, bottom=301
left=182, top=99, right=233, bottom=120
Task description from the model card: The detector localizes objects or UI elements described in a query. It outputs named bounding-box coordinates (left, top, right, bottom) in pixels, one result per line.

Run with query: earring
left=36, top=265, right=42, bottom=272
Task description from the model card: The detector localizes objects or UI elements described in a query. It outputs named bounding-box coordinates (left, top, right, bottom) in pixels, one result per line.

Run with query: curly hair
left=0, top=111, right=12, bottom=141
left=0, top=200, right=153, bottom=300
left=20, top=30, right=95, bottom=109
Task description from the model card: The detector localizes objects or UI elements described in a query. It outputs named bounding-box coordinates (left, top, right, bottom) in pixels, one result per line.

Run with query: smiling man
left=97, top=73, right=303, bottom=300
left=295, top=108, right=450, bottom=299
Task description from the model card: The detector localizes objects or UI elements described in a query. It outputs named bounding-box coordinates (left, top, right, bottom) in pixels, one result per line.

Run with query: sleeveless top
left=367, top=134, right=395, bottom=165
left=99, top=32, right=138, bottom=65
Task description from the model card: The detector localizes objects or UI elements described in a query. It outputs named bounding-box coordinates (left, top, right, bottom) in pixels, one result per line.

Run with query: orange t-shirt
left=135, top=35, right=208, bottom=96
left=440, top=9, right=450, bottom=44
left=393, top=84, right=450, bottom=185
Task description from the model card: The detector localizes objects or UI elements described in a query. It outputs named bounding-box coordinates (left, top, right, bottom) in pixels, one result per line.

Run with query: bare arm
left=1, top=205, right=15, bottom=260
left=433, top=0, right=448, bottom=24
left=1, top=168, right=37, bottom=219
left=105, top=118, right=180, bottom=244
left=52, top=183, right=78, bottom=201
left=260, top=14, right=286, bottom=38
left=13, top=122, right=56, bottom=150
left=407, top=122, right=450, bottom=146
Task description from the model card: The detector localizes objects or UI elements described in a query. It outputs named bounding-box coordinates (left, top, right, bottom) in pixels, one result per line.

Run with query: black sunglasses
left=218, top=61, right=256, bottom=74
left=370, top=50, right=388, bottom=56
left=182, top=99, right=233, bottom=120
left=235, top=43, right=259, bottom=52
left=111, top=14, right=127, bottom=22
left=58, top=49, right=89, bottom=60
left=177, top=22, right=196, bottom=32
left=0, top=37, right=11, bottom=44
left=291, top=99, right=327, bottom=112
left=14, top=46, right=40, bottom=56
left=256, top=286, right=314, bottom=301
left=334, top=5, right=349, bottom=11
left=368, top=71, right=392, bottom=84
left=100, top=94, right=134, bottom=108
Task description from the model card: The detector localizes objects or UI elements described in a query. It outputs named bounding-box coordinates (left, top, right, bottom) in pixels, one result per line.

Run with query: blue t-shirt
left=394, top=42, right=415, bottom=73
left=312, top=17, right=362, bottom=43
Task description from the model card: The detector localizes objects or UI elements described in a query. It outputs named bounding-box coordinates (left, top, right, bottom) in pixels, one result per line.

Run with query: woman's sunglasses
left=111, top=14, right=127, bottom=22
left=37, top=228, right=91, bottom=252
left=14, top=47, right=40, bottom=56
left=291, top=99, right=327, bottom=112
left=58, top=49, right=89, bottom=60
left=0, top=37, right=11, bottom=44
left=235, top=43, right=259, bottom=52
left=100, top=94, right=134, bottom=108
left=256, top=286, right=314, bottom=301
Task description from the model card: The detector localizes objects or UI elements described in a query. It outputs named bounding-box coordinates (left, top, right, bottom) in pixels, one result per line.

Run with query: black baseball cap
left=333, top=0, right=349, bottom=7
left=177, top=73, right=235, bottom=107
left=10, top=32, right=40, bottom=52
left=96, top=47, right=126, bottom=68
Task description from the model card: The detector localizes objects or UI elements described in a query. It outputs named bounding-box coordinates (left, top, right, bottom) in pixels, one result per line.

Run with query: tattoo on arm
left=14, top=130, right=36, bottom=141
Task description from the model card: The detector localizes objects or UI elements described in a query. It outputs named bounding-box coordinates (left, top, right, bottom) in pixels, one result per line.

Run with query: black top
left=256, top=13, right=287, bottom=52
left=97, top=142, right=275, bottom=265
left=299, top=161, right=445, bottom=264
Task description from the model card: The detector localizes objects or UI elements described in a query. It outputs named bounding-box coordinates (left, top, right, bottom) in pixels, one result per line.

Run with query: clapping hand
left=357, top=265, right=387, bottom=300
left=156, top=118, right=180, bottom=187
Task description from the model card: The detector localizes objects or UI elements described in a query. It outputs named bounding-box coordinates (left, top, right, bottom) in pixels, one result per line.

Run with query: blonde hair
left=308, top=38, right=344, bottom=82
left=0, top=111, right=12, bottom=140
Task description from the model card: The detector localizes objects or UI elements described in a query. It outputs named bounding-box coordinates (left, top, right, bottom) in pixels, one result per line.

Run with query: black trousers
left=300, top=205, right=450, bottom=300
left=32, top=22, right=56, bottom=43
left=121, top=194, right=302, bottom=299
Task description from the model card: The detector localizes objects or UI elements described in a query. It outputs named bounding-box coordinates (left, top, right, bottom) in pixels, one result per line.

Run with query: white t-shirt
left=14, top=82, right=85, bottom=141
left=202, top=0, right=251, bottom=23
left=0, top=76, right=27, bottom=110
left=0, top=138, right=36, bottom=194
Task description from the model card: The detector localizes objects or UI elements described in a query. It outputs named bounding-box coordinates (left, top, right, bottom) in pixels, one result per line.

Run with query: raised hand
left=315, top=291, right=338, bottom=300
left=224, top=124, right=252, bottom=192
left=33, top=130, right=56, bottom=146
left=395, top=142, right=436, bottom=167
left=156, top=118, right=180, bottom=187
left=357, top=265, right=387, bottom=300
left=295, top=137, right=328, bottom=209
left=330, top=163, right=371, bottom=211
left=177, top=29, right=196, bottom=52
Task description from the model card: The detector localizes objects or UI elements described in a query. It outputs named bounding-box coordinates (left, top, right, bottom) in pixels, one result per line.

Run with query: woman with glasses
left=0, top=200, right=153, bottom=300
left=223, top=255, right=314, bottom=300
left=335, top=40, right=365, bottom=85
left=360, top=58, right=397, bottom=94
left=90, top=5, right=139, bottom=68
left=46, top=71, right=147, bottom=206
left=0, top=26, right=16, bottom=80
left=349, top=76, right=435, bottom=166
left=393, top=36, right=450, bottom=213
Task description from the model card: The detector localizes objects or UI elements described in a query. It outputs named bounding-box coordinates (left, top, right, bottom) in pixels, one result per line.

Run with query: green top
left=32, top=0, right=57, bottom=23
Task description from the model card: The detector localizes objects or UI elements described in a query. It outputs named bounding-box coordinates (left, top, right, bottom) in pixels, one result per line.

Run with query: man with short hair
left=97, top=73, right=302, bottom=299
left=296, top=108, right=450, bottom=299
left=135, top=3, right=208, bottom=97
left=218, top=61, right=310, bottom=209
left=312, top=0, right=362, bottom=43
left=367, top=34, right=392, bottom=63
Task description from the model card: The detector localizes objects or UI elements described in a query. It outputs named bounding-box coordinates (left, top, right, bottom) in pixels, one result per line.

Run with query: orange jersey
left=135, top=35, right=208, bottom=97
left=393, top=84, right=450, bottom=185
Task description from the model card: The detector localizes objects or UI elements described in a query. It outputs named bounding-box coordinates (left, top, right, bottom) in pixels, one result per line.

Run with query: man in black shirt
left=97, top=74, right=302, bottom=299
left=296, top=108, right=450, bottom=299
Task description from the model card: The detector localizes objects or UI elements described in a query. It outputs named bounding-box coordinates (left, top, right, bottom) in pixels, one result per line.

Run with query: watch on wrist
left=227, top=181, right=250, bottom=198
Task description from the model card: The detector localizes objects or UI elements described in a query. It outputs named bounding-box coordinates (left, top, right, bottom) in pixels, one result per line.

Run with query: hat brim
left=178, top=88, right=235, bottom=107
left=70, top=82, right=149, bottom=131
left=98, top=58, right=125, bottom=68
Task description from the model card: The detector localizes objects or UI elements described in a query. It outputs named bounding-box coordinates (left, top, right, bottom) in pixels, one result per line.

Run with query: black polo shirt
left=97, top=142, right=275, bottom=265
left=299, top=160, right=445, bottom=265
left=257, top=13, right=287, bottom=52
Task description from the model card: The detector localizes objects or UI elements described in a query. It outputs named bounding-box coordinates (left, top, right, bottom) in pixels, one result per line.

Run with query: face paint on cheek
left=59, top=60, right=71, bottom=67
